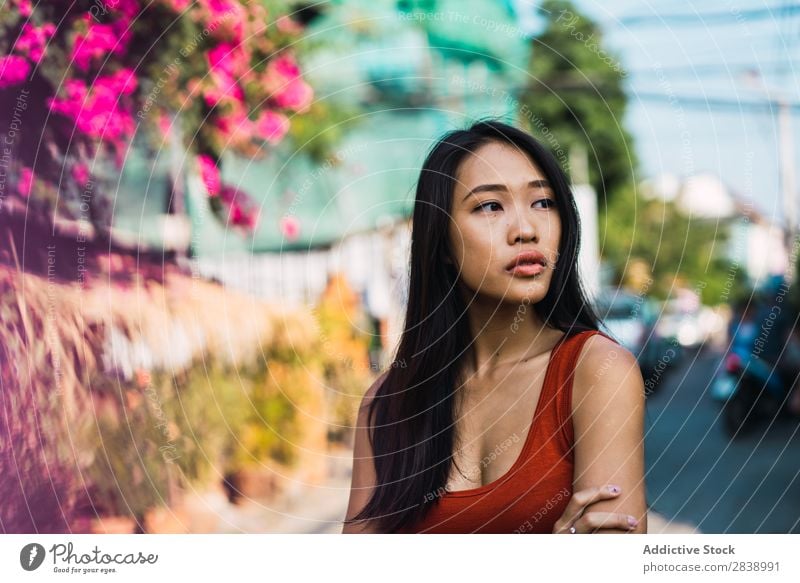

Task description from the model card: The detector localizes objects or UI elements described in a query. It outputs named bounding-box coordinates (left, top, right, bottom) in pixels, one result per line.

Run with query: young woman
left=342, top=119, right=647, bottom=534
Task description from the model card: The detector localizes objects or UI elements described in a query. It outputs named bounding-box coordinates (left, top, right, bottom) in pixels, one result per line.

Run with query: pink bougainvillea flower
left=269, top=53, right=301, bottom=81
left=15, top=23, right=57, bottom=64
left=228, top=200, right=244, bottom=224
left=197, top=154, right=221, bottom=197
left=17, top=166, right=34, bottom=198
left=102, top=68, right=138, bottom=95
left=217, top=184, right=259, bottom=231
left=71, top=15, right=131, bottom=71
left=272, top=78, right=313, bottom=112
left=203, top=78, right=244, bottom=107
left=218, top=184, right=235, bottom=204
left=11, top=0, right=33, bottom=17
left=230, top=202, right=259, bottom=229
left=0, top=55, right=30, bottom=89
left=200, top=0, right=236, bottom=19
left=207, top=43, right=249, bottom=79
left=71, top=163, right=90, bottom=186
left=76, top=72, right=137, bottom=141
left=47, top=71, right=138, bottom=148
left=47, top=79, right=86, bottom=119
left=206, top=43, right=249, bottom=106
left=255, top=110, right=289, bottom=144
left=205, top=82, right=241, bottom=106
left=109, top=0, right=141, bottom=19
left=263, top=53, right=314, bottom=112
left=198, top=0, right=245, bottom=42
left=213, top=101, right=254, bottom=145
left=280, top=215, right=301, bottom=241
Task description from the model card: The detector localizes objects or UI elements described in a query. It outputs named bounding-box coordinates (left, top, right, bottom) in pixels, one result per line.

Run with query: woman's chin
left=506, top=277, right=549, bottom=298
left=472, top=287, right=548, bottom=307
left=503, top=291, right=546, bottom=306
left=459, top=276, right=549, bottom=305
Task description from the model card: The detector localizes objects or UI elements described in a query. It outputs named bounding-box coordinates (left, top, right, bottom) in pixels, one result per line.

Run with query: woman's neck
left=461, top=293, right=559, bottom=378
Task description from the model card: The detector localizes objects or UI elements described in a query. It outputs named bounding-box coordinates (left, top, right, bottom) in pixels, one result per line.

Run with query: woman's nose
left=508, top=207, right=538, bottom=244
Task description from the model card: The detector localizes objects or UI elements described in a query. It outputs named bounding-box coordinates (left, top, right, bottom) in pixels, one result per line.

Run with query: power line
left=614, top=4, right=800, bottom=27
left=626, top=62, right=799, bottom=78
left=631, top=91, right=800, bottom=113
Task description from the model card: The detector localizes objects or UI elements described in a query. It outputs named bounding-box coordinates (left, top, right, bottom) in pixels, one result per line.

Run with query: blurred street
left=645, top=346, right=800, bottom=533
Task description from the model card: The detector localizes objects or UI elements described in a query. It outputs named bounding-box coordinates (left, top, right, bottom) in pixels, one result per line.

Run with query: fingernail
left=628, top=516, right=638, bottom=526
left=609, top=485, right=620, bottom=494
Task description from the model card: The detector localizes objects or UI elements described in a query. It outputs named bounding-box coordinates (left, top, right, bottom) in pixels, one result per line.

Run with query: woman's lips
left=507, top=263, right=545, bottom=277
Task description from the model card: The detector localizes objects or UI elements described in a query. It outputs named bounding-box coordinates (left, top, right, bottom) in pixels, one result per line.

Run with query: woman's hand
left=552, top=485, right=640, bottom=534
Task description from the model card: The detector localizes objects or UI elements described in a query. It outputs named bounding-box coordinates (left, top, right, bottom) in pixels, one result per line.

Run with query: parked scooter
left=713, top=348, right=792, bottom=438
left=711, top=291, right=800, bottom=438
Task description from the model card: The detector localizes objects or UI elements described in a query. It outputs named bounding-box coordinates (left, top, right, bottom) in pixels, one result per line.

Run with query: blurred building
left=727, top=202, right=790, bottom=283
left=641, top=171, right=789, bottom=284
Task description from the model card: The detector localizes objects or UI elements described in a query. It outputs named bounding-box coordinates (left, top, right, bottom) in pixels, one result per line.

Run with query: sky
left=515, top=0, right=800, bottom=224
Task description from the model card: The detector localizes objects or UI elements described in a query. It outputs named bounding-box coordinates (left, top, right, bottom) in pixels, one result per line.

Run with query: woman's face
left=447, top=140, right=561, bottom=306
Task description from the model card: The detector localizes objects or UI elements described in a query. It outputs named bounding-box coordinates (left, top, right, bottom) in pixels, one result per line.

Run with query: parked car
left=656, top=297, right=706, bottom=348
left=593, top=289, right=677, bottom=392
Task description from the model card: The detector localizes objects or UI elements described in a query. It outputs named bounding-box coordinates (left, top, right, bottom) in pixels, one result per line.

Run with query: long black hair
left=345, top=118, right=603, bottom=533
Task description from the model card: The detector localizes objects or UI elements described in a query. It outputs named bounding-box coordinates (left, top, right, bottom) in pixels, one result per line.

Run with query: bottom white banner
left=1, top=534, right=798, bottom=582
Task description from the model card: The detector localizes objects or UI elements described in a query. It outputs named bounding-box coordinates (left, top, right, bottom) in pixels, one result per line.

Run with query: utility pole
left=570, top=143, right=601, bottom=299
left=778, top=97, right=797, bottom=281
left=742, top=70, right=797, bottom=283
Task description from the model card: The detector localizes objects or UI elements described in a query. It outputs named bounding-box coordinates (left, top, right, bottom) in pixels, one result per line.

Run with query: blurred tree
left=523, top=0, right=736, bottom=304
left=521, top=0, right=636, bottom=205
left=602, top=184, right=733, bottom=304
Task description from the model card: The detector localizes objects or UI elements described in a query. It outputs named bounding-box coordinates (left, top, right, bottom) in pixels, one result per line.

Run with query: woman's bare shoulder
left=359, top=370, right=389, bottom=411
left=575, top=332, right=640, bottom=385
left=571, top=331, right=644, bottom=421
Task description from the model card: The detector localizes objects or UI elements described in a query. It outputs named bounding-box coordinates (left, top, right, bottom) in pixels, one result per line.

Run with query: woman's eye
left=473, top=199, right=555, bottom=213
left=534, top=198, right=556, bottom=209
left=474, top=201, right=502, bottom=213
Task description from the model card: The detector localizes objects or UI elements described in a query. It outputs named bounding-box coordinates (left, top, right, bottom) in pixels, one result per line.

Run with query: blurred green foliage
left=601, top=184, right=734, bottom=304
left=523, top=0, right=637, bottom=205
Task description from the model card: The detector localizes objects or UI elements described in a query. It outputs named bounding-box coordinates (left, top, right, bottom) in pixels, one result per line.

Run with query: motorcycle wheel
left=723, top=383, right=756, bottom=438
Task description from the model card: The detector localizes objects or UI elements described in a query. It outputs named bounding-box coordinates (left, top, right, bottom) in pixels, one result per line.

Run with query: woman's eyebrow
left=462, top=179, right=551, bottom=202
left=461, top=178, right=550, bottom=202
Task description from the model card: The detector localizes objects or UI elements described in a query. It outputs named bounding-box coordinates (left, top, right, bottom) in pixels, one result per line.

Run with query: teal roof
left=318, top=0, right=529, bottom=67
left=411, top=0, right=531, bottom=74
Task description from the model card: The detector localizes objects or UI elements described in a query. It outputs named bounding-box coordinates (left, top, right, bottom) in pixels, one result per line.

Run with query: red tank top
left=400, top=329, right=615, bottom=533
